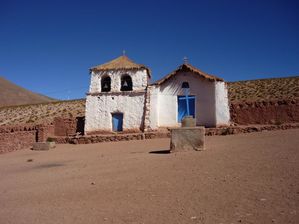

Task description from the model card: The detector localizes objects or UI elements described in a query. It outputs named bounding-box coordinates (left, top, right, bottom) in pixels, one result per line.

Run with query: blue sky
left=0, top=0, right=298, bottom=100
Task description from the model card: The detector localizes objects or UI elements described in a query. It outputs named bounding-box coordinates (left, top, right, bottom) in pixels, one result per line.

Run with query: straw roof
left=90, top=55, right=151, bottom=77
left=153, top=63, right=223, bottom=85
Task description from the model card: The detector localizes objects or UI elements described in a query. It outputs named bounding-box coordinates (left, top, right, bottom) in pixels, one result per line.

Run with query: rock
left=170, top=127, right=205, bottom=152
left=32, top=142, right=55, bottom=151
left=182, top=116, right=196, bottom=127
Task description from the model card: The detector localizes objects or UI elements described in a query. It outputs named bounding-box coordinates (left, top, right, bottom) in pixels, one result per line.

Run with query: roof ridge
left=153, top=63, right=223, bottom=85
left=90, top=55, right=150, bottom=76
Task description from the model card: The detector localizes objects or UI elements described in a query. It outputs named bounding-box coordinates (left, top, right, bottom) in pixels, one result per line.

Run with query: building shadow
left=33, top=163, right=65, bottom=169
left=149, top=149, right=171, bottom=154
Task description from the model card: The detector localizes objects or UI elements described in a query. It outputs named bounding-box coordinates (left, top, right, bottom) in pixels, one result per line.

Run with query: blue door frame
left=177, top=95, right=195, bottom=122
left=112, top=113, right=123, bottom=132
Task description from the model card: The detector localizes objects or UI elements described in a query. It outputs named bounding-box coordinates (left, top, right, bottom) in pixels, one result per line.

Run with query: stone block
left=181, top=116, right=196, bottom=127
left=32, top=142, right=56, bottom=151
left=170, top=127, right=205, bottom=152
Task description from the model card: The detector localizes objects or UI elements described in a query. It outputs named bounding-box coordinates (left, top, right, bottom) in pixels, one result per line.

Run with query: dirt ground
left=0, top=129, right=298, bottom=224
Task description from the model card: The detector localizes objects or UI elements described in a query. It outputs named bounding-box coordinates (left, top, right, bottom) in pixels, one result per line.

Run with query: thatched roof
left=90, top=55, right=151, bottom=77
left=152, top=63, right=223, bottom=85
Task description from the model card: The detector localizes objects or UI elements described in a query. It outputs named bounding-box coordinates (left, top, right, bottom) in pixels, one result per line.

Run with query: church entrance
left=177, top=95, right=195, bottom=123
left=112, top=113, right=123, bottom=132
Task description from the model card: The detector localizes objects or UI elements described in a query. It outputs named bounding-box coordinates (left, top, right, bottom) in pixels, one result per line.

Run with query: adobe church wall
left=156, top=71, right=216, bottom=127
left=230, top=98, right=299, bottom=125
left=85, top=92, right=146, bottom=134
left=215, top=82, right=230, bottom=125
left=147, top=85, right=159, bottom=130
left=89, top=69, right=148, bottom=93
left=85, top=69, right=149, bottom=133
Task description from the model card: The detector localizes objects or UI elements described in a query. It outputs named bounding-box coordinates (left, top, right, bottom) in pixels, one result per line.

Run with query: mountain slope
left=0, top=76, right=55, bottom=107
left=227, top=76, right=299, bottom=102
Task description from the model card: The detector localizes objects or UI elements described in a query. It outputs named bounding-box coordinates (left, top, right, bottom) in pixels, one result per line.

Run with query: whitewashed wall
left=154, top=71, right=217, bottom=127
left=85, top=69, right=149, bottom=133
left=85, top=66, right=230, bottom=133
left=148, top=86, right=159, bottom=130
left=89, top=69, right=148, bottom=93
left=215, top=82, right=230, bottom=125
left=85, top=93, right=146, bottom=133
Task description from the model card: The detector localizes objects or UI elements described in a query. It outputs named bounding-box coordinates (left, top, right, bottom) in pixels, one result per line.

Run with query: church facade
left=84, top=55, right=230, bottom=134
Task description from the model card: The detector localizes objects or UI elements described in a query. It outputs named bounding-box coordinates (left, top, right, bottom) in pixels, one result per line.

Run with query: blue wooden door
left=177, top=96, right=195, bottom=122
left=112, top=113, right=123, bottom=132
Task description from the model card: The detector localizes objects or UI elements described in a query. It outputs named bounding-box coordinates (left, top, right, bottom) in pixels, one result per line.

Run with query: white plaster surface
left=85, top=69, right=149, bottom=133
left=85, top=93, right=146, bottom=133
left=215, top=82, right=230, bottom=125
left=154, top=71, right=217, bottom=127
left=86, top=65, right=230, bottom=133
left=89, top=69, right=148, bottom=93
left=148, top=86, right=159, bottom=130
left=89, top=72, right=100, bottom=92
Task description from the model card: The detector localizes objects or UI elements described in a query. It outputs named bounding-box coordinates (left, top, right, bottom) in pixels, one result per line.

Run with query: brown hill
left=0, top=76, right=298, bottom=126
left=0, top=99, right=85, bottom=126
left=0, top=76, right=55, bottom=107
left=228, top=76, right=299, bottom=103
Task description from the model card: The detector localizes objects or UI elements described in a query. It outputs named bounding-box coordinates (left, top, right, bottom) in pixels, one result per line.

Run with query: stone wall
left=54, top=117, right=75, bottom=136
left=0, top=116, right=85, bottom=154
left=37, top=124, right=54, bottom=142
left=0, top=125, right=37, bottom=154
left=206, top=123, right=299, bottom=135
left=47, top=123, right=299, bottom=145
left=0, top=124, right=54, bottom=154
left=54, top=116, right=85, bottom=136
left=51, top=131, right=171, bottom=144
left=0, top=130, right=36, bottom=154
left=230, top=98, right=299, bottom=125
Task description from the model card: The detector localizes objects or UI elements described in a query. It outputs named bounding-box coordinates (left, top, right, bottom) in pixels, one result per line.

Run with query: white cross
left=183, top=56, right=188, bottom=64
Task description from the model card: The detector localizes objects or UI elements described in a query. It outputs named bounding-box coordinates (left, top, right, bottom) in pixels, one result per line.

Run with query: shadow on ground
left=149, top=149, right=171, bottom=154
left=33, top=163, right=65, bottom=169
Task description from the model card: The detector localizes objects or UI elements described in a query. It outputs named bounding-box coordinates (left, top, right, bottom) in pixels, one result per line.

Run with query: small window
left=182, top=82, right=189, bottom=88
left=101, top=76, right=111, bottom=92
left=121, top=74, right=133, bottom=91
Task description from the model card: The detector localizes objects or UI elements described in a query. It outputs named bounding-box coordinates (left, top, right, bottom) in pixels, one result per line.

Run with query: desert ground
left=0, top=129, right=298, bottom=224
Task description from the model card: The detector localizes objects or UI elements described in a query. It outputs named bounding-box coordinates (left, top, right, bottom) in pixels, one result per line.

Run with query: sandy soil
left=0, top=129, right=298, bottom=224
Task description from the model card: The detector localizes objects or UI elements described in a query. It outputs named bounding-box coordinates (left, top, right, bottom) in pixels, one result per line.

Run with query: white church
left=84, top=55, right=230, bottom=134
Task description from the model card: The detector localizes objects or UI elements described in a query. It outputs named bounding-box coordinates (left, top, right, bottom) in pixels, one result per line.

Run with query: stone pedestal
left=32, top=142, right=56, bottom=151
left=170, top=127, right=205, bottom=152
left=181, top=116, right=196, bottom=127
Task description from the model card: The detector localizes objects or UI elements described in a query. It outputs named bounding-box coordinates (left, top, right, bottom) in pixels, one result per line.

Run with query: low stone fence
left=1, top=116, right=299, bottom=154
left=0, top=124, right=54, bottom=154
left=0, top=116, right=84, bottom=154
left=53, top=131, right=171, bottom=144
left=50, top=123, right=299, bottom=145
left=0, top=129, right=36, bottom=154
left=230, top=98, right=299, bottom=125
left=54, top=116, right=84, bottom=136
left=206, top=123, right=299, bottom=135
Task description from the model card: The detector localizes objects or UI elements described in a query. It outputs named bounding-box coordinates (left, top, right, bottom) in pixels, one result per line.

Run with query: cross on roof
left=183, top=56, right=188, bottom=64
